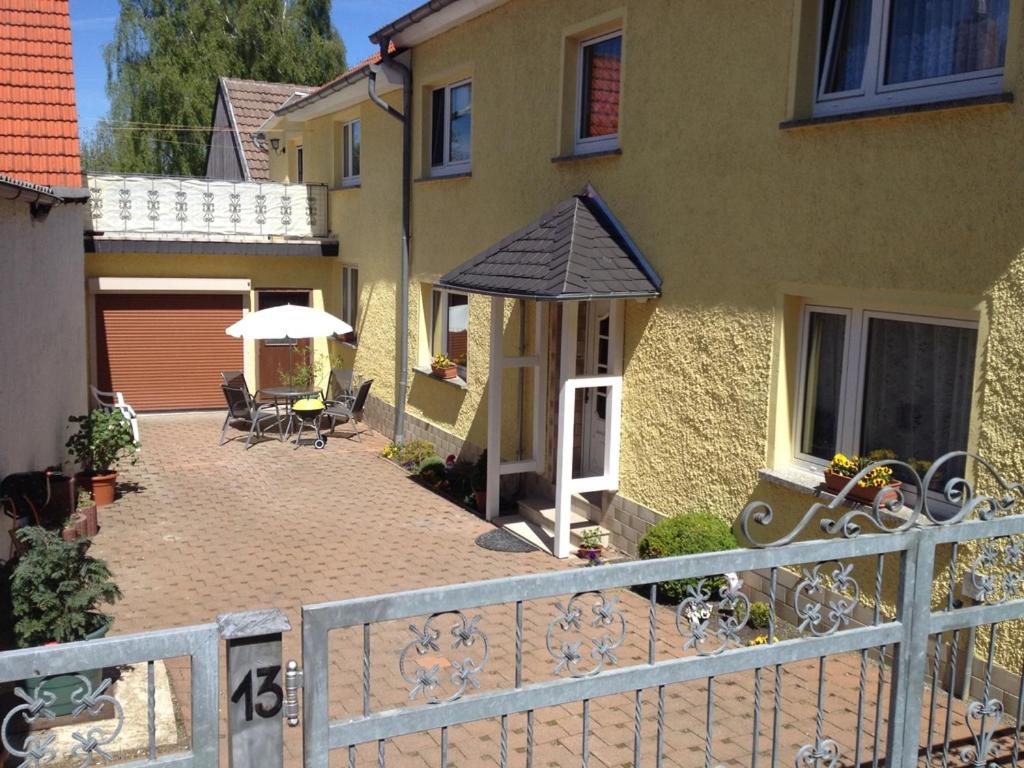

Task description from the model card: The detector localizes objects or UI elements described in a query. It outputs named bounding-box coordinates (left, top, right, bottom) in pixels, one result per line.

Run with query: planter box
left=824, top=470, right=902, bottom=505
left=431, top=365, right=457, bottom=380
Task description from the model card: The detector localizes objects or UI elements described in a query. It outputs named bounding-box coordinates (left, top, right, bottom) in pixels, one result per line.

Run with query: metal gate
left=3, top=451, right=1024, bottom=767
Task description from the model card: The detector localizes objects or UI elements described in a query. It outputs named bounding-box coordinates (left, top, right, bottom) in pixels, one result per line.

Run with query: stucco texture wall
left=396, top=0, right=1024, bottom=529
left=0, top=199, right=88, bottom=475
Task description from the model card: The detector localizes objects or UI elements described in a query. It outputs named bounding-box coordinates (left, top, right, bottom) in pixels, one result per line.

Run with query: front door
left=581, top=300, right=610, bottom=477
left=256, top=290, right=312, bottom=391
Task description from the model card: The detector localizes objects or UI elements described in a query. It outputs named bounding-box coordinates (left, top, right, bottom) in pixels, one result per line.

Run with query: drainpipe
left=368, top=41, right=412, bottom=444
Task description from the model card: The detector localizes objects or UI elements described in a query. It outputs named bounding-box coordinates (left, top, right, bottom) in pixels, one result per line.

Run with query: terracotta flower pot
left=824, top=469, right=902, bottom=505
left=89, top=471, right=118, bottom=507
left=431, top=364, right=457, bottom=380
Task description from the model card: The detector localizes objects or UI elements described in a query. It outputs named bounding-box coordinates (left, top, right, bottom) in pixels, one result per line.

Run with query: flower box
left=824, top=469, right=902, bottom=505
left=431, top=364, right=457, bottom=380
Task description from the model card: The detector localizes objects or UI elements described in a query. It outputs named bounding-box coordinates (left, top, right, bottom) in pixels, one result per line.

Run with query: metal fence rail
left=0, top=623, right=219, bottom=767
left=299, top=451, right=1024, bottom=768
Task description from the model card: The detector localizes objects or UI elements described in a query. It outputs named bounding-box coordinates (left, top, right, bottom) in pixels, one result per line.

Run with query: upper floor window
left=295, top=145, right=304, bottom=183
left=431, top=79, right=472, bottom=174
left=430, top=288, right=468, bottom=379
left=342, top=120, right=361, bottom=187
left=796, top=305, right=977, bottom=490
left=576, top=31, right=622, bottom=154
left=815, top=0, right=1009, bottom=116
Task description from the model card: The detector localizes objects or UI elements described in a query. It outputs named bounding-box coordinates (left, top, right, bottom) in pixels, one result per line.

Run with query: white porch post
left=554, top=301, right=578, bottom=559
left=532, top=301, right=547, bottom=473
left=486, top=296, right=503, bottom=520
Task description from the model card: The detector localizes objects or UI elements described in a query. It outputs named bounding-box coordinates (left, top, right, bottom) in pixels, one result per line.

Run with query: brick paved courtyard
left=82, top=413, right=992, bottom=768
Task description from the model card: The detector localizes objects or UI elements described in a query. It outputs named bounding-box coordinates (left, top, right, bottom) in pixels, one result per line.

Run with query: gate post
left=218, top=608, right=292, bottom=768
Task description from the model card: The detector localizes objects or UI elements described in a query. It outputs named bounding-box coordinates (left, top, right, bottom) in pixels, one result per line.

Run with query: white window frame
left=295, top=144, right=304, bottom=183
left=813, top=0, right=1007, bottom=117
left=341, top=120, right=360, bottom=188
left=575, top=29, right=623, bottom=155
left=430, top=287, right=469, bottom=380
left=793, top=303, right=978, bottom=470
left=340, top=266, right=358, bottom=344
left=430, top=79, right=472, bottom=176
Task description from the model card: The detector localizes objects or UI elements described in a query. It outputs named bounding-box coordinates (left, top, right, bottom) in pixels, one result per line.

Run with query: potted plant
left=430, top=353, right=457, bottom=379
left=824, top=453, right=902, bottom=505
left=577, top=527, right=605, bottom=561
left=471, top=450, right=487, bottom=513
left=76, top=487, right=99, bottom=537
left=66, top=409, right=137, bottom=507
left=11, top=527, right=122, bottom=716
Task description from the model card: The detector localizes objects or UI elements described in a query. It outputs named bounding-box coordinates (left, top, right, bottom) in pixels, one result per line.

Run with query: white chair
left=90, top=385, right=141, bottom=444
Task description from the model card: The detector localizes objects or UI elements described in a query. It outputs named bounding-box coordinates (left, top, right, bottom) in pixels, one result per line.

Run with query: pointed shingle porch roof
left=438, top=185, right=661, bottom=301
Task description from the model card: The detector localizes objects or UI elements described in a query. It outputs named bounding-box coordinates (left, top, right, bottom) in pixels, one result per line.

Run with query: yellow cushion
left=292, top=398, right=325, bottom=411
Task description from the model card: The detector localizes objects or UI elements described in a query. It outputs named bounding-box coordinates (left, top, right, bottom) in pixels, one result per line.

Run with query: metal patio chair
left=322, top=378, right=373, bottom=441
left=325, top=368, right=355, bottom=403
left=90, top=385, right=140, bottom=443
left=219, top=383, right=280, bottom=449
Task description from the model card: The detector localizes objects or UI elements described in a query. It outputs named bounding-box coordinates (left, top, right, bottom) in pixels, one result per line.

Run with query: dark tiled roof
left=221, top=78, right=313, bottom=180
left=0, top=0, right=82, bottom=187
left=439, top=185, right=661, bottom=301
left=276, top=42, right=396, bottom=118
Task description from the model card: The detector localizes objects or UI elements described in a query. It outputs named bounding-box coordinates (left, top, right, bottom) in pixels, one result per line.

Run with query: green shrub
left=637, top=513, right=738, bottom=604
left=748, top=601, right=772, bottom=630
left=66, top=408, right=137, bottom=473
left=418, top=455, right=446, bottom=487
left=396, top=439, right=436, bottom=468
left=11, top=527, right=121, bottom=647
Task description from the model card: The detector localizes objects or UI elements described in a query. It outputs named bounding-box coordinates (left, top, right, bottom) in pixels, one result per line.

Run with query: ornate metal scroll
left=546, top=591, right=627, bottom=677
left=796, top=737, right=841, bottom=767
left=959, top=697, right=1003, bottom=767
left=88, top=183, right=103, bottom=222
left=174, top=190, right=187, bottom=223
left=146, top=189, right=160, bottom=222
left=793, top=561, right=860, bottom=637
left=739, top=452, right=1024, bottom=548
left=674, top=578, right=751, bottom=656
left=966, top=536, right=1024, bottom=605
left=1, top=675, right=125, bottom=768
left=117, top=188, right=131, bottom=222
left=399, top=611, right=488, bottom=704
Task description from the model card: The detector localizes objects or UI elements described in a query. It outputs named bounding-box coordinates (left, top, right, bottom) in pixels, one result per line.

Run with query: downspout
left=368, top=42, right=412, bottom=444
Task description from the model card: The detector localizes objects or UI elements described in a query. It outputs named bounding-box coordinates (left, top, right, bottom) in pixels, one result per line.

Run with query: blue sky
left=69, top=0, right=413, bottom=141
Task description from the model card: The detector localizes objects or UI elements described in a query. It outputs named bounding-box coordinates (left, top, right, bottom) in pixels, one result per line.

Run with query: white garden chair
left=89, top=385, right=141, bottom=444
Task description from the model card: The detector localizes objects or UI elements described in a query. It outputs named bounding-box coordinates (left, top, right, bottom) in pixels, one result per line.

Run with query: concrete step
left=505, top=498, right=614, bottom=556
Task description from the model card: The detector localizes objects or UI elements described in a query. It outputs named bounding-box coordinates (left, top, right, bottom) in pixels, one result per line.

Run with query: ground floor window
left=430, top=288, right=468, bottom=379
left=797, top=305, right=977, bottom=487
left=340, top=266, right=358, bottom=343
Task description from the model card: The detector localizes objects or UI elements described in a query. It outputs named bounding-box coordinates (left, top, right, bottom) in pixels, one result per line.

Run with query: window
left=295, top=145, right=304, bottom=183
left=814, top=0, right=1009, bottom=116
left=340, top=266, right=358, bottom=343
left=430, top=288, right=468, bottom=379
left=796, top=305, right=977, bottom=489
left=430, top=80, right=472, bottom=174
left=576, top=31, right=622, bottom=154
left=341, top=120, right=360, bottom=186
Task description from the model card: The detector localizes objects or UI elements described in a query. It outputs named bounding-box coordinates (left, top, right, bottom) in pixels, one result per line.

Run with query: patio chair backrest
left=221, top=371, right=245, bottom=389
left=221, top=384, right=253, bottom=419
left=351, top=379, right=373, bottom=415
left=327, top=368, right=354, bottom=400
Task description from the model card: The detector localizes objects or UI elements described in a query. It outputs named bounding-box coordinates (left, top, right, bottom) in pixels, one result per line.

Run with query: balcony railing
left=85, top=174, right=329, bottom=239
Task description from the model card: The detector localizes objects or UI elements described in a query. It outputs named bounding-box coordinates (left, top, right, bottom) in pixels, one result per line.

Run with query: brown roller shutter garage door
left=96, top=293, right=244, bottom=411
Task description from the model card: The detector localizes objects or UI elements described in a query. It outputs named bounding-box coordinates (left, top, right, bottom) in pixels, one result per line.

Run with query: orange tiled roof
left=0, top=0, right=82, bottom=188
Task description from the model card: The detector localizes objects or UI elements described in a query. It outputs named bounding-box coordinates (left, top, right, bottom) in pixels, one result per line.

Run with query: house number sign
left=218, top=608, right=292, bottom=768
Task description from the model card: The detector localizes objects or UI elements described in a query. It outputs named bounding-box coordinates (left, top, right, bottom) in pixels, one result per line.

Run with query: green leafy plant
left=637, top=512, right=739, bottom=604
left=470, top=450, right=487, bottom=493
left=278, top=358, right=323, bottom=390
left=431, top=353, right=454, bottom=369
left=748, top=601, right=772, bottom=630
left=396, top=439, right=436, bottom=468
left=381, top=442, right=401, bottom=460
left=66, top=409, right=137, bottom=474
left=76, top=489, right=93, bottom=512
left=578, top=528, right=604, bottom=550
left=11, top=527, right=122, bottom=647
left=418, top=455, right=447, bottom=488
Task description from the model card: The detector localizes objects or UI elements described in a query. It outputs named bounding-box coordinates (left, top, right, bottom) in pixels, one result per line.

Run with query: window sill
left=413, top=171, right=472, bottom=184
left=413, top=366, right=468, bottom=390
left=331, top=182, right=361, bottom=191
left=780, top=92, right=1013, bottom=130
left=757, top=466, right=914, bottom=525
left=551, top=147, right=622, bottom=164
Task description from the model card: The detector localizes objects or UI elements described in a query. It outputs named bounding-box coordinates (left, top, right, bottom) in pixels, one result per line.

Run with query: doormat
left=475, top=529, right=538, bottom=553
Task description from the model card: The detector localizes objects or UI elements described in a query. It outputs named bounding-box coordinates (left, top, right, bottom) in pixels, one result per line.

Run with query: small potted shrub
left=430, top=353, right=457, bottom=379
left=824, top=453, right=902, bottom=505
left=637, top=512, right=738, bottom=604
left=577, top=527, right=605, bottom=561
left=66, top=409, right=137, bottom=507
left=11, top=527, right=122, bottom=716
left=471, top=451, right=487, bottom=513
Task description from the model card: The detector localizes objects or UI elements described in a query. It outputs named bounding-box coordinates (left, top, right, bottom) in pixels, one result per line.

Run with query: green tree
left=84, top=0, right=346, bottom=176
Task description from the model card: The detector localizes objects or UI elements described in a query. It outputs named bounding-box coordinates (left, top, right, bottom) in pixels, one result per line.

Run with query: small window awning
left=438, top=184, right=662, bottom=301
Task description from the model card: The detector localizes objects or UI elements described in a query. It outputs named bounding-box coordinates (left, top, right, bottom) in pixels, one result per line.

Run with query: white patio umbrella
left=225, top=304, right=353, bottom=381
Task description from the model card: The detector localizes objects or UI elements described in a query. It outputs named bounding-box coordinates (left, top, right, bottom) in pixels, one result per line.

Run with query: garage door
left=95, top=293, right=244, bottom=411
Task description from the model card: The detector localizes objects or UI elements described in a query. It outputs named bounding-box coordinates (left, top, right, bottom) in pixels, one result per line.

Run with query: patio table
left=258, top=386, right=320, bottom=441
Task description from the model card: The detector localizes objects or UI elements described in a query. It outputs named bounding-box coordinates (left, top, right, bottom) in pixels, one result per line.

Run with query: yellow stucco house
left=90, top=0, right=1024, bottom=560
